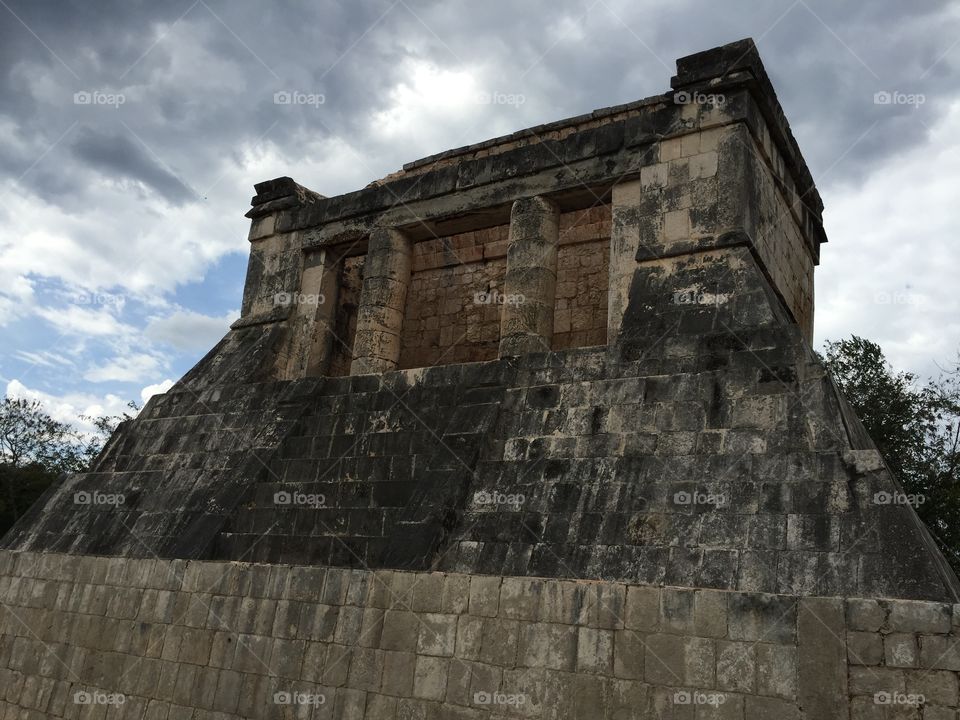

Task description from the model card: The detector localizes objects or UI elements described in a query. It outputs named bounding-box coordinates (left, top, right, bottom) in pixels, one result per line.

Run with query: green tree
left=0, top=397, right=139, bottom=535
left=823, top=336, right=960, bottom=569
left=77, top=401, right=140, bottom=469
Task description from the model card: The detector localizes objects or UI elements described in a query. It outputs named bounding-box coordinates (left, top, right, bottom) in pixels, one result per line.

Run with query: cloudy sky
left=1, top=0, right=959, bottom=429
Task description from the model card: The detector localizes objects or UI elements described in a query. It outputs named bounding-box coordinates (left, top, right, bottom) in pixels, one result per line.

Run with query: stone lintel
left=245, top=175, right=326, bottom=221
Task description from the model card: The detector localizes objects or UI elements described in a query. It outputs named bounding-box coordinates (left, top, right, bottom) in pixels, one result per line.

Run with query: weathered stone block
left=694, top=590, right=727, bottom=638
left=848, top=666, right=906, bottom=695
left=334, top=606, right=364, bottom=645
left=624, top=586, right=660, bottom=631
left=613, top=630, right=645, bottom=680
left=661, top=588, right=695, bottom=634
left=757, top=643, right=797, bottom=699
left=846, top=631, right=883, bottom=666
left=468, top=576, right=500, bottom=617
left=798, top=597, right=846, bottom=719
left=887, top=600, right=951, bottom=634
left=920, top=635, right=960, bottom=671
left=381, top=650, right=416, bottom=697
left=906, top=669, right=959, bottom=706
left=715, top=640, right=756, bottom=695
left=922, top=705, right=959, bottom=720
left=728, top=593, right=796, bottom=644
left=518, top=623, right=577, bottom=672
left=744, top=695, right=800, bottom=720
left=643, top=633, right=697, bottom=686
left=365, top=692, right=398, bottom=718
left=478, top=618, right=519, bottom=667
left=499, top=577, right=542, bottom=621
left=847, top=599, right=886, bottom=633
left=577, top=627, right=613, bottom=674
left=347, top=646, right=384, bottom=692
left=416, top=613, right=456, bottom=657
left=380, top=611, right=419, bottom=653
left=441, top=575, right=470, bottom=615
left=410, top=573, right=444, bottom=613
left=884, top=633, right=918, bottom=668
left=455, top=615, right=484, bottom=661
left=413, top=655, right=448, bottom=701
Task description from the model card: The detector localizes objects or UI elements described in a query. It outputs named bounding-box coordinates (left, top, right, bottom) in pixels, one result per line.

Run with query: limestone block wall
left=652, top=120, right=816, bottom=344
left=2, top=550, right=959, bottom=719
left=398, top=208, right=611, bottom=370
left=241, top=230, right=306, bottom=321
left=401, top=226, right=510, bottom=369
left=745, top=126, right=816, bottom=341
left=553, top=206, right=610, bottom=351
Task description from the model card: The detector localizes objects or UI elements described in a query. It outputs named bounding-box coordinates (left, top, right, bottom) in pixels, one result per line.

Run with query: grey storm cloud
left=1, top=0, right=960, bottom=210
left=71, top=127, right=195, bottom=204
left=1, top=0, right=959, bottom=397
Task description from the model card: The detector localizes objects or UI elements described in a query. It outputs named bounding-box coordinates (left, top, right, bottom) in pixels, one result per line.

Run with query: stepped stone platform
left=2, top=38, right=959, bottom=719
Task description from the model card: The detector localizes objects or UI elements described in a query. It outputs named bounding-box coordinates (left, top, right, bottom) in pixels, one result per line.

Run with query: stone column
left=499, top=196, right=560, bottom=357
left=350, top=227, right=412, bottom=374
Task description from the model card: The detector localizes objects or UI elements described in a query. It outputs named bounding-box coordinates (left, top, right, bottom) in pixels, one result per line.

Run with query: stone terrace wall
left=1, top=551, right=959, bottom=719
left=7, top=321, right=958, bottom=602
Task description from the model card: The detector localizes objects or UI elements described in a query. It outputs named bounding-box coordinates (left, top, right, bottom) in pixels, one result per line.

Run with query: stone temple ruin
left=2, top=38, right=960, bottom=719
